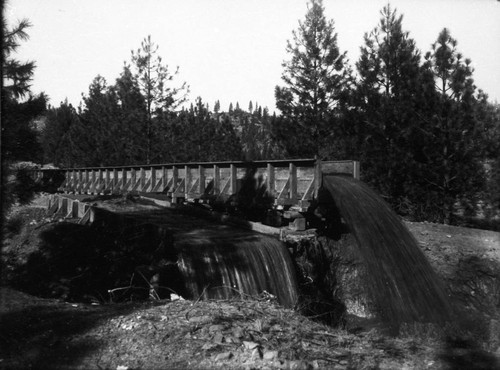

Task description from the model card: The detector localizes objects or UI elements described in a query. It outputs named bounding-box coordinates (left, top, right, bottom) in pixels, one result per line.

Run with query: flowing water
left=176, top=228, right=299, bottom=308
left=322, top=175, right=453, bottom=326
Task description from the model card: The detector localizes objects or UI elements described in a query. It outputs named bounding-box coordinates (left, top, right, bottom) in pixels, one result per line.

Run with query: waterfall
left=177, top=228, right=299, bottom=308
left=321, top=175, right=453, bottom=326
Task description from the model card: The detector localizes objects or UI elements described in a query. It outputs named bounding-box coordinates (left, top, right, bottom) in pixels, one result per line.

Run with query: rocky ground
left=1, top=196, right=500, bottom=369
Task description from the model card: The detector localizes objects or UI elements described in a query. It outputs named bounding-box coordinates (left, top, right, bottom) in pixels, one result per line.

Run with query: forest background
left=2, top=1, right=500, bottom=228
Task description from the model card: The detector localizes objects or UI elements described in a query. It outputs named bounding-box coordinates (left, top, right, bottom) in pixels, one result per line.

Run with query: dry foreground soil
left=1, top=196, right=500, bottom=370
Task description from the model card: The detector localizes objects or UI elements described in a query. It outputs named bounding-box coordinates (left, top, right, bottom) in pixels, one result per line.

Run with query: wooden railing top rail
left=33, top=158, right=359, bottom=172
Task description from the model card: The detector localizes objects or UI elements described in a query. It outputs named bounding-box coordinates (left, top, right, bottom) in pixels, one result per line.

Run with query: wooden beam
left=150, top=166, right=156, bottom=192
left=199, top=165, right=205, bottom=195
left=213, top=165, right=220, bottom=195
left=289, top=163, right=297, bottom=202
left=267, top=163, right=275, bottom=197
left=230, top=164, right=237, bottom=195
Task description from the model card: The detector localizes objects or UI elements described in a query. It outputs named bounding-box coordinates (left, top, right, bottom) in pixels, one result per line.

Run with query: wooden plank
left=199, top=165, right=205, bottom=195
left=230, top=164, right=237, bottom=195
left=131, top=168, right=137, bottom=191
left=105, top=169, right=111, bottom=191
left=172, top=166, right=178, bottom=193
left=120, top=168, right=127, bottom=192
left=289, top=163, right=297, bottom=202
left=140, top=167, right=146, bottom=192
left=162, top=166, right=168, bottom=191
left=213, top=165, right=220, bottom=195
left=267, top=163, right=275, bottom=197
left=113, top=168, right=118, bottom=191
left=150, top=166, right=156, bottom=192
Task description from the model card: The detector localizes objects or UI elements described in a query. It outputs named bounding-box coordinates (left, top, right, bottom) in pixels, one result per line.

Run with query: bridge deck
left=33, top=159, right=359, bottom=211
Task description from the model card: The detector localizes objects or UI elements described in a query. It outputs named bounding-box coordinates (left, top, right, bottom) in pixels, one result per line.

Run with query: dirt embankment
left=1, top=198, right=500, bottom=369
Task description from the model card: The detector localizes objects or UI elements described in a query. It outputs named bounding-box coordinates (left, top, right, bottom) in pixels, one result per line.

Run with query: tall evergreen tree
left=2, top=14, right=46, bottom=213
left=420, top=28, right=486, bottom=222
left=353, top=4, right=425, bottom=211
left=72, top=76, right=123, bottom=166
left=275, top=0, right=350, bottom=157
left=41, top=100, right=80, bottom=167
left=129, top=35, right=189, bottom=163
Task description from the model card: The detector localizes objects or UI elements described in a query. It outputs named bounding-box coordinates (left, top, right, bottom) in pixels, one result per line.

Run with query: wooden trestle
left=33, top=159, right=359, bottom=211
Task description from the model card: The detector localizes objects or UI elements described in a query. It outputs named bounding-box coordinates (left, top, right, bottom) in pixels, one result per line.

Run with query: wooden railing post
left=140, top=167, right=146, bottom=192
left=171, top=166, right=179, bottom=202
left=266, top=163, right=275, bottom=197
left=105, top=169, right=110, bottom=191
left=198, top=165, right=205, bottom=195
left=131, top=168, right=137, bottom=191
left=90, top=170, right=97, bottom=194
left=162, top=166, right=168, bottom=192
left=289, top=163, right=297, bottom=202
left=121, top=168, right=127, bottom=192
left=213, top=165, right=220, bottom=195
left=113, top=168, right=118, bottom=192
left=150, top=166, right=156, bottom=192
left=230, top=164, right=237, bottom=194
left=314, top=158, right=322, bottom=198
left=98, top=169, right=103, bottom=194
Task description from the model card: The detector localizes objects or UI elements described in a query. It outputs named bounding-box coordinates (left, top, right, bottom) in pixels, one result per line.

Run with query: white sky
left=5, top=0, right=500, bottom=112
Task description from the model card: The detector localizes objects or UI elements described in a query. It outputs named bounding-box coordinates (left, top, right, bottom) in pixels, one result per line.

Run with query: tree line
left=2, top=1, right=499, bottom=226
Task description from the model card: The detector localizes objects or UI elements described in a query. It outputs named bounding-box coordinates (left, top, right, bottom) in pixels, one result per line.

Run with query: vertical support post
left=314, top=158, right=322, bottom=199
left=121, top=168, right=127, bottom=192
left=150, top=166, right=156, bottom=192
left=85, top=170, right=91, bottom=193
left=98, top=169, right=103, bottom=194
left=105, top=169, right=110, bottom=191
left=198, top=165, right=205, bottom=195
left=131, top=168, right=137, bottom=191
left=140, top=167, right=146, bottom=192
left=172, top=166, right=178, bottom=202
left=113, top=168, right=118, bottom=192
left=213, top=165, right=220, bottom=195
left=266, top=163, right=275, bottom=197
left=185, top=165, right=191, bottom=195
left=353, top=160, right=360, bottom=180
left=72, top=170, right=77, bottom=193
left=230, top=164, right=237, bottom=195
left=78, top=170, right=83, bottom=193
left=289, top=163, right=297, bottom=202
left=162, top=166, right=168, bottom=192
left=90, top=170, right=97, bottom=194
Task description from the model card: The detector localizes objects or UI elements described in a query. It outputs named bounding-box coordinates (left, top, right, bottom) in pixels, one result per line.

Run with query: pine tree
left=2, top=16, right=35, bottom=100
left=129, top=35, right=189, bottom=163
left=41, top=100, right=80, bottom=167
left=214, top=100, right=221, bottom=113
left=353, top=4, right=425, bottom=211
left=275, top=0, right=350, bottom=157
left=421, top=28, right=486, bottom=222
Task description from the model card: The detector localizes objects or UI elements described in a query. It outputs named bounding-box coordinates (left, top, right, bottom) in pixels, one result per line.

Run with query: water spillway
left=321, top=175, right=453, bottom=326
left=176, top=228, right=299, bottom=308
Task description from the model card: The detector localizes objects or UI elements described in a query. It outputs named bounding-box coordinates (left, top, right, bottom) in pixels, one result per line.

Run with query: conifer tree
left=129, top=35, right=189, bottom=163
left=275, top=0, right=350, bottom=157
left=353, top=4, right=425, bottom=209
left=421, top=28, right=486, bottom=222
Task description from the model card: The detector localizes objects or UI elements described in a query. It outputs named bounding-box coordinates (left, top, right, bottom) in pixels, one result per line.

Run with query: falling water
left=176, top=228, right=299, bottom=308
left=321, top=175, right=453, bottom=326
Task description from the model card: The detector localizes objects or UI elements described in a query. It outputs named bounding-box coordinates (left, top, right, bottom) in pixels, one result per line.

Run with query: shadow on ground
left=0, top=288, right=153, bottom=369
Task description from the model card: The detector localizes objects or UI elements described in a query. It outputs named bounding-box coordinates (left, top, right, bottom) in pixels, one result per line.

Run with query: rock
left=213, top=351, right=233, bottom=361
left=209, top=324, right=225, bottom=332
left=232, top=326, right=244, bottom=338
left=213, top=332, right=224, bottom=344
left=263, top=350, right=279, bottom=361
left=243, top=341, right=260, bottom=350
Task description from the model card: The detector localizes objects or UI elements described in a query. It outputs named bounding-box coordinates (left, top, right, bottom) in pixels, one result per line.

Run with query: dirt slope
left=1, top=201, right=500, bottom=369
